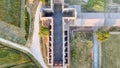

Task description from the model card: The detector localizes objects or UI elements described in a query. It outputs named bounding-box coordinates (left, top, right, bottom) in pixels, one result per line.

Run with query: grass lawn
left=11, top=63, right=38, bottom=68
left=0, top=47, right=38, bottom=68
left=101, top=34, right=120, bottom=68
left=0, top=21, right=26, bottom=45
left=0, top=0, right=21, bottom=27
left=0, top=45, right=4, bottom=48
left=70, top=32, right=93, bottom=68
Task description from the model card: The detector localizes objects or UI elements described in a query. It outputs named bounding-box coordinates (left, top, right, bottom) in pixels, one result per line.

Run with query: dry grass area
left=101, top=34, right=120, bottom=68
left=41, top=37, right=48, bottom=63
left=70, top=32, right=93, bottom=68
left=41, top=36, right=51, bottom=67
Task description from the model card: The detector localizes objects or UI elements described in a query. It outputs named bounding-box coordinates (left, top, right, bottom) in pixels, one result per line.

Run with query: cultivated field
left=70, top=32, right=93, bottom=68
left=101, top=34, right=120, bottom=68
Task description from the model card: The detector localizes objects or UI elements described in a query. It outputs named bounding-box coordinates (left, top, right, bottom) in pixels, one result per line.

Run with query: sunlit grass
left=101, top=34, right=120, bottom=68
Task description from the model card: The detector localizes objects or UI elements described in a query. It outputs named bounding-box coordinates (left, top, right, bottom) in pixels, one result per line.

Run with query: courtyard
left=70, top=32, right=93, bottom=68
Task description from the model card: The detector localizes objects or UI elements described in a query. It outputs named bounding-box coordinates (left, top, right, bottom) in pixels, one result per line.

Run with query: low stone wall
left=0, top=21, right=26, bottom=45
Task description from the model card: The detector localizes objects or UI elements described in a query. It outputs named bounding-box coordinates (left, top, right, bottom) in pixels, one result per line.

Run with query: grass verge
left=101, top=34, right=120, bottom=68
left=0, top=47, right=38, bottom=68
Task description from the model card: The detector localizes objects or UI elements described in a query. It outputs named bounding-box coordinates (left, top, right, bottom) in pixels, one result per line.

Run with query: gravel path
left=29, top=2, right=47, bottom=68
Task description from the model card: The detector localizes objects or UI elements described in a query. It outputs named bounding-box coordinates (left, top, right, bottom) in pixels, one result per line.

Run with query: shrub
left=39, top=26, right=49, bottom=37
left=86, top=0, right=105, bottom=12
left=96, top=30, right=110, bottom=42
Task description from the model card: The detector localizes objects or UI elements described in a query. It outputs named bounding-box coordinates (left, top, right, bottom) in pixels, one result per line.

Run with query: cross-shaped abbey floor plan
left=40, top=0, right=120, bottom=68
left=40, top=4, right=75, bottom=67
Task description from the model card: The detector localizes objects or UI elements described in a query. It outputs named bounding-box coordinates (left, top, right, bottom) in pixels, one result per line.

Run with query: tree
left=40, top=0, right=49, bottom=5
left=96, top=30, right=110, bottom=42
left=39, top=26, right=49, bottom=37
left=93, top=1, right=105, bottom=11
left=86, top=40, right=93, bottom=48
left=86, top=0, right=105, bottom=12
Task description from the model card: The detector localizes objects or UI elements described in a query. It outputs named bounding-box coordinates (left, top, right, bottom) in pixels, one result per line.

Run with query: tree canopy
left=86, top=0, right=105, bottom=12
left=96, top=30, right=110, bottom=42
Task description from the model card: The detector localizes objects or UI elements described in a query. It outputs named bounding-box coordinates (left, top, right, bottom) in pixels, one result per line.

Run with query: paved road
left=0, top=38, right=31, bottom=53
left=0, top=37, right=44, bottom=68
left=29, top=2, right=48, bottom=68
left=53, top=4, right=63, bottom=64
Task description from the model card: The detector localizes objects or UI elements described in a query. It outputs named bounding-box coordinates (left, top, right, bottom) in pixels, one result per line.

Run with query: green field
left=0, top=0, right=28, bottom=45
left=101, top=34, right=120, bottom=68
left=70, top=32, right=93, bottom=68
left=0, top=21, right=26, bottom=45
left=0, top=46, right=38, bottom=68
left=11, top=63, right=38, bottom=68
left=0, top=0, right=21, bottom=27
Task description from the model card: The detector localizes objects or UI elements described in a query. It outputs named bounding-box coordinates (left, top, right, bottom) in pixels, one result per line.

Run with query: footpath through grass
left=101, top=34, right=120, bottom=68
left=70, top=32, right=93, bottom=68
